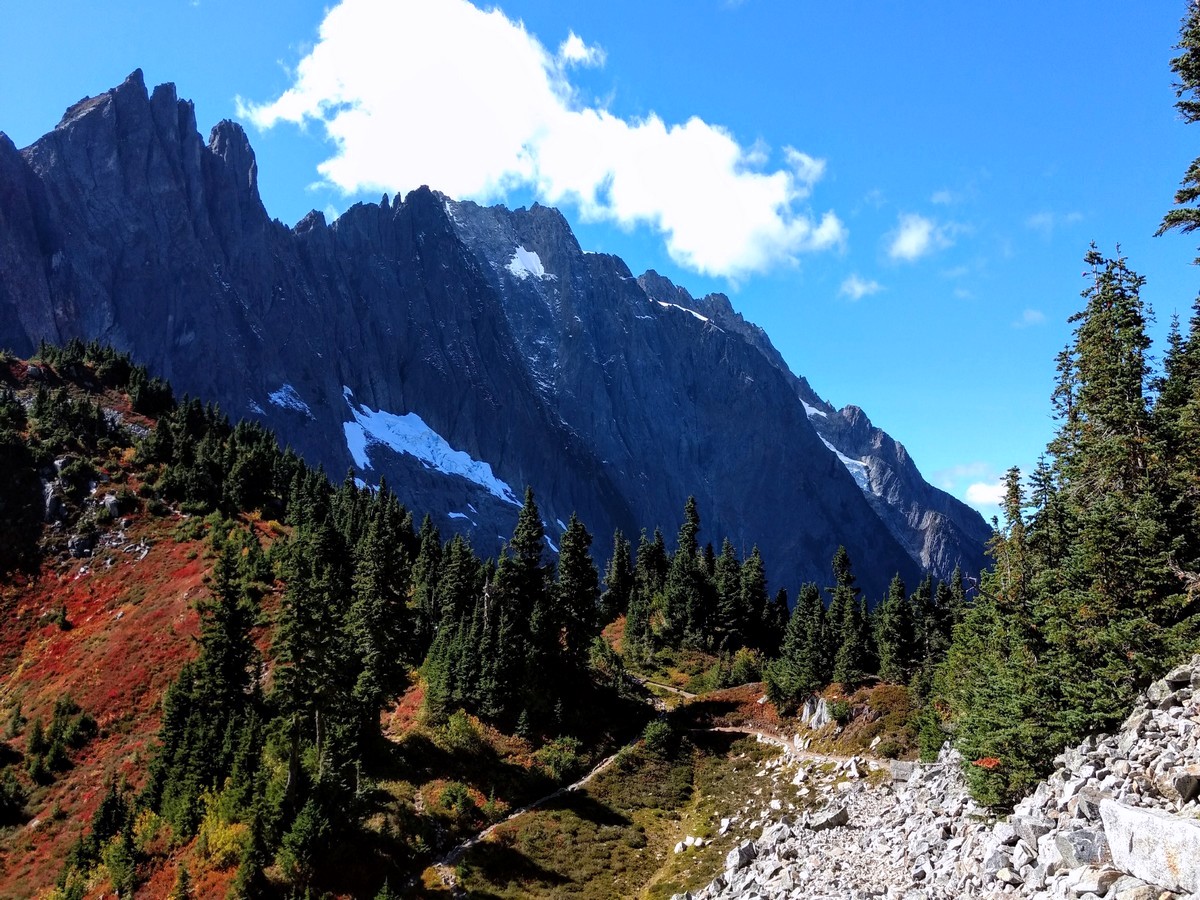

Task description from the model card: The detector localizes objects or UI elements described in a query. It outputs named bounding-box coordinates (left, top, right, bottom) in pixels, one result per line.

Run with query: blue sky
left=2, top=1, right=1197, bottom=519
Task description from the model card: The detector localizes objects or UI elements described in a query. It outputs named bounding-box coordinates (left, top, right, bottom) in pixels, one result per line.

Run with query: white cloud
left=239, top=0, right=845, bottom=279
left=557, top=31, right=604, bottom=68
left=931, top=188, right=956, bottom=205
left=1013, top=308, right=1046, bottom=328
left=887, top=213, right=952, bottom=262
left=839, top=274, right=882, bottom=301
left=966, top=479, right=1006, bottom=507
left=933, top=461, right=990, bottom=491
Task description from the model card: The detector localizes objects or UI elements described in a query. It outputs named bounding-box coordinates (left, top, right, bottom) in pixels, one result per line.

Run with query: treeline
left=924, top=5, right=1200, bottom=808
left=25, top=343, right=796, bottom=897
left=925, top=248, right=1200, bottom=806
left=764, top=548, right=967, bottom=719
left=757, top=247, right=1200, bottom=809
left=613, top=497, right=790, bottom=667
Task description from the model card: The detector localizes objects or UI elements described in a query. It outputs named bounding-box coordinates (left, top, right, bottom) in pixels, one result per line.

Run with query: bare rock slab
left=1101, top=798, right=1200, bottom=894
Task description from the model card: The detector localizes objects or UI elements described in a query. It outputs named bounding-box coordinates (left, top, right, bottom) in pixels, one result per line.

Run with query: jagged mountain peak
left=0, top=72, right=990, bottom=595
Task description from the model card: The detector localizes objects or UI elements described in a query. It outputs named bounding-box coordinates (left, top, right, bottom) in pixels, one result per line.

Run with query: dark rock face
left=652, top=275, right=993, bottom=581
left=0, top=72, right=989, bottom=598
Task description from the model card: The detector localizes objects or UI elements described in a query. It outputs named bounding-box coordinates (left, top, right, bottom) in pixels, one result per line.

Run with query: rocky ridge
left=0, top=71, right=988, bottom=596
left=679, top=657, right=1200, bottom=900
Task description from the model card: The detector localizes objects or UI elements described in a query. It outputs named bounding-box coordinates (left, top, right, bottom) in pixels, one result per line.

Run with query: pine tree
left=1040, top=250, right=1181, bottom=736
left=875, top=574, right=914, bottom=684
left=764, top=583, right=826, bottom=712
left=662, top=497, right=708, bottom=646
left=196, top=540, right=259, bottom=711
left=827, top=547, right=869, bottom=685
left=739, top=547, right=769, bottom=651
left=346, top=496, right=411, bottom=744
left=600, top=529, right=634, bottom=623
left=1154, top=300, right=1200, bottom=586
left=761, top=588, right=790, bottom=657
left=555, top=514, right=600, bottom=671
left=1158, top=3, right=1200, bottom=253
left=623, top=584, right=654, bottom=664
left=713, top=538, right=743, bottom=651
left=410, top=516, right=443, bottom=657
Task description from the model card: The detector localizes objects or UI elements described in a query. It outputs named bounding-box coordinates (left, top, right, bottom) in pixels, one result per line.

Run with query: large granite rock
left=1101, top=799, right=1200, bottom=894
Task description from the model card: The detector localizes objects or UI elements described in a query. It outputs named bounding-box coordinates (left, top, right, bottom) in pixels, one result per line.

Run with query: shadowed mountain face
left=0, top=71, right=989, bottom=599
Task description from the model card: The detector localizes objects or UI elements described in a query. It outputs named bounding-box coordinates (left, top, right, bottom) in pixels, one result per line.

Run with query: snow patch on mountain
left=821, top=436, right=871, bottom=493
left=803, top=399, right=827, bottom=419
left=342, top=387, right=520, bottom=506
left=656, top=300, right=709, bottom=323
left=268, top=384, right=314, bottom=418
left=507, top=246, right=554, bottom=281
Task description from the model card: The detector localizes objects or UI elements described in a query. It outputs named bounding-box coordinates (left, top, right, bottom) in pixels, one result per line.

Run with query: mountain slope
left=0, top=71, right=987, bottom=597
left=636, top=272, right=992, bottom=580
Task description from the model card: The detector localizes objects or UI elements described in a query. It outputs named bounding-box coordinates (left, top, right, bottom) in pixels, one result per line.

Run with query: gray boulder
left=1101, top=798, right=1200, bottom=894
left=725, top=840, right=757, bottom=872
left=1054, top=828, right=1109, bottom=868
left=808, top=805, right=849, bottom=831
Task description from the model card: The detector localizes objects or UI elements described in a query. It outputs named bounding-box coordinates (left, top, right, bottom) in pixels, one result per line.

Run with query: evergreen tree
left=761, top=588, right=790, bottom=657
left=937, top=470, right=1054, bottom=805
left=875, top=574, right=914, bottom=684
left=764, top=583, right=827, bottom=712
left=662, top=497, right=711, bottom=647
left=555, top=514, right=601, bottom=671
left=713, top=538, right=744, bottom=651
left=739, top=547, right=769, bottom=651
left=196, top=540, right=259, bottom=711
left=827, top=547, right=869, bottom=685
left=1154, top=299, right=1200, bottom=588
left=346, top=492, right=412, bottom=745
left=1039, top=250, right=1182, bottom=736
left=1158, top=2, right=1200, bottom=252
left=410, top=516, right=443, bottom=657
left=600, top=529, right=634, bottom=623
left=623, top=584, right=654, bottom=665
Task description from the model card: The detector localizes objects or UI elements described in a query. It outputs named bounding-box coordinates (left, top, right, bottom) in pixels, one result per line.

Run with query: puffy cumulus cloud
left=887, top=213, right=952, bottom=262
left=965, top=479, right=1006, bottom=507
left=839, top=274, right=882, bottom=301
left=240, top=0, right=844, bottom=279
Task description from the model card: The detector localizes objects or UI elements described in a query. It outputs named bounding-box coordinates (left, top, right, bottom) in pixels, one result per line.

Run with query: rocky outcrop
left=683, top=657, right=1200, bottom=900
left=640, top=272, right=992, bottom=581
left=0, top=72, right=990, bottom=594
left=959, top=656, right=1200, bottom=899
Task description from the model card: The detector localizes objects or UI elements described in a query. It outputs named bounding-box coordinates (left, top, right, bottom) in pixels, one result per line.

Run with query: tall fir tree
left=600, top=529, right=634, bottom=623
left=875, top=574, right=914, bottom=684
left=555, top=513, right=601, bottom=672
left=764, top=583, right=827, bottom=711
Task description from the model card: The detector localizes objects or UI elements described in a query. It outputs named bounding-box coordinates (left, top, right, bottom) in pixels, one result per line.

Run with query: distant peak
left=121, top=68, right=147, bottom=93
left=295, top=209, right=327, bottom=234
left=55, top=69, right=151, bottom=132
left=637, top=270, right=694, bottom=306
left=208, top=119, right=262, bottom=207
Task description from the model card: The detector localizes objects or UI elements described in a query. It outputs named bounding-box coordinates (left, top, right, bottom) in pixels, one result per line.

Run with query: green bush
left=730, top=648, right=763, bottom=685
left=534, top=736, right=583, bottom=781
left=829, top=699, right=852, bottom=726
left=641, top=719, right=678, bottom=758
left=442, top=709, right=484, bottom=756
left=439, top=781, right=476, bottom=818
left=875, top=739, right=903, bottom=759
left=0, top=767, right=27, bottom=821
